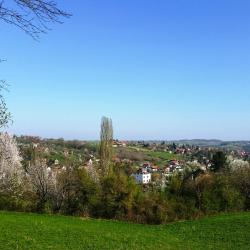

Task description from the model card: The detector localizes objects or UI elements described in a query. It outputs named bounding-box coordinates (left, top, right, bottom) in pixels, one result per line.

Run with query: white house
left=132, top=172, right=151, bottom=184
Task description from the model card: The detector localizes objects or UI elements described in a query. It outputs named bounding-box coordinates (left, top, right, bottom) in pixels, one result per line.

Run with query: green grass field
left=145, top=151, right=184, bottom=160
left=0, top=211, right=249, bottom=249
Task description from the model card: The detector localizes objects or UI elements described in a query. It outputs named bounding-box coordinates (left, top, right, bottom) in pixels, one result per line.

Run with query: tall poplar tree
left=99, top=117, right=113, bottom=175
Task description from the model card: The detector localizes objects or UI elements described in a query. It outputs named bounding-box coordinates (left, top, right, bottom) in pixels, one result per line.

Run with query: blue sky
left=1, top=0, right=250, bottom=140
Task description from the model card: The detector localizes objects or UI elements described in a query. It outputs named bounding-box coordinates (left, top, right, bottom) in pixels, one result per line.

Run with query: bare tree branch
left=0, top=60, right=12, bottom=128
left=0, top=0, right=71, bottom=39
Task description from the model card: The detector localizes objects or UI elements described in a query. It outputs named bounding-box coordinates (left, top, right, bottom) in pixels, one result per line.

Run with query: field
left=125, top=146, right=185, bottom=165
left=145, top=150, right=185, bottom=161
left=0, top=211, right=249, bottom=249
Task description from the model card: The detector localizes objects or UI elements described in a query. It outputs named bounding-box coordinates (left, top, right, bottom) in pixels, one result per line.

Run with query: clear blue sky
left=1, top=0, right=250, bottom=140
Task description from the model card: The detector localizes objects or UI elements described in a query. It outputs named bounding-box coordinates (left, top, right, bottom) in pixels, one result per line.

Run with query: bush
left=202, top=175, right=244, bottom=213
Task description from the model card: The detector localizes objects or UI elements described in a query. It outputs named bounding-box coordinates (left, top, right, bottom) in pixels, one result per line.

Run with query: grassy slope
left=145, top=151, right=185, bottom=161
left=0, top=211, right=249, bottom=250
left=126, top=146, right=185, bottom=164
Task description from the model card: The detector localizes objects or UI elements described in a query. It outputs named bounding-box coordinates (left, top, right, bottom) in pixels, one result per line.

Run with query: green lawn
left=145, top=151, right=185, bottom=163
left=0, top=211, right=249, bottom=249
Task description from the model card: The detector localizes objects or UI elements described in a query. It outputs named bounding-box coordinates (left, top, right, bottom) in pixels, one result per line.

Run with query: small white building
left=132, top=172, right=151, bottom=184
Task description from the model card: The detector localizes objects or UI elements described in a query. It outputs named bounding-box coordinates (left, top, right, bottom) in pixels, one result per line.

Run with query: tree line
left=0, top=117, right=249, bottom=224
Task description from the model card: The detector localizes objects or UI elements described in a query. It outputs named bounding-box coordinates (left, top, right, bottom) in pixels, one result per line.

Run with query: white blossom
left=227, top=156, right=249, bottom=171
left=0, top=132, right=23, bottom=184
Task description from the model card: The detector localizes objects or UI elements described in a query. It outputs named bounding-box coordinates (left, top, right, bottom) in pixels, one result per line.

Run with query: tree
left=0, top=61, right=11, bottom=128
left=202, top=174, right=244, bottom=212
left=61, top=168, right=99, bottom=216
left=94, top=171, right=138, bottom=220
left=99, top=116, right=113, bottom=175
left=0, top=0, right=71, bottom=39
left=0, top=1, right=71, bottom=127
left=84, top=158, right=99, bottom=182
left=211, top=151, right=227, bottom=172
left=227, top=157, right=249, bottom=171
left=230, top=163, right=250, bottom=209
left=0, top=132, right=22, bottom=184
left=26, top=156, right=53, bottom=211
left=0, top=132, right=23, bottom=210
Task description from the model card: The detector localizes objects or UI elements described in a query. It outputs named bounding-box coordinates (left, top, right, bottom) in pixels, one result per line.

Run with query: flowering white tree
left=0, top=132, right=23, bottom=185
left=48, top=170, right=67, bottom=212
left=26, top=155, right=69, bottom=212
left=227, top=156, right=250, bottom=171
left=84, top=159, right=99, bottom=182
left=26, top=158, right=55, bottom=210
left=228, top=156, right=250, bottom=205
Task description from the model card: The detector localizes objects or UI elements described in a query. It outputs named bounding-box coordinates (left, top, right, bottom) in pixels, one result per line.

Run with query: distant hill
left=129, top=139, right=250, bottom=152
left=0, top=211, right=249, bottom=249
left=168, top=139, right=224, bottom=146
left=136, top=139, right=250, bottom=152
left=169, top=139, right=250, bottom=151
left=15, top=135, right=250, bottom=152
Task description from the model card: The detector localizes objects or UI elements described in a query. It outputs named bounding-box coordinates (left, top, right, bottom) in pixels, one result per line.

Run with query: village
left=16, top=136, right=250, bottom=188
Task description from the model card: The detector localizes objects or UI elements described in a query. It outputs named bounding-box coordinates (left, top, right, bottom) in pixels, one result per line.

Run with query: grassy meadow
left=0, top=211, right=249, bottom=249
left=145, top=150, right=185, bottom=162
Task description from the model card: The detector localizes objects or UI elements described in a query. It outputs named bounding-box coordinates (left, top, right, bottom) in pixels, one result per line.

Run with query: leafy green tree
left=211, top=151, right=227, bottom=172
left=60, top=169, right=98, bottom=216
left=202, top=175, right=244, bottom=212
left=93, top=170, right=138, bottom=220
left=230, top=165, right=250, bottom=209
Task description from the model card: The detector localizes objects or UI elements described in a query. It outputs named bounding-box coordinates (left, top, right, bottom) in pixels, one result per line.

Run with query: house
left=142, top=162, right=151, bottom=172
left=164, top=166, right=171, bottom=173
left=32, top=143, right=38, bottom=149
left=163, top=166, right=172, bottom=177
left=112, top=140, right=127, bottom=147
left=163, top=162, right=184, bottom=176
left=142, top=162, right=151, bottom=168
left=173, top=165, right=184, bottom=173
left=63, top=150, right=69, bottom=157
left=151, top=166, right=159, bottom=172
left=113, top=157, right=121, bottom=163
left=132, top=171, right=151, bottom=184
left=44, top=147, right=50, bottom=153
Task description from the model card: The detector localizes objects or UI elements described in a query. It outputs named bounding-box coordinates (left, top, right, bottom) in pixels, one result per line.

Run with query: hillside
left=0, top=211, right=249, bottom=249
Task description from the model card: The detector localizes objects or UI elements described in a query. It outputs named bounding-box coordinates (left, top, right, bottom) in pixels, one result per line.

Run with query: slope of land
left=0, top=211, right=249, bottom=249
